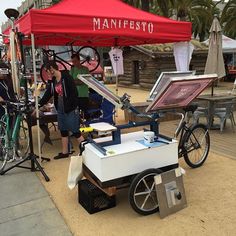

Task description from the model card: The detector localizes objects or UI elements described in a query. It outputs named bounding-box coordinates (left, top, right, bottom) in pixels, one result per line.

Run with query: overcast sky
left=0, top=0, right=23, bottom=26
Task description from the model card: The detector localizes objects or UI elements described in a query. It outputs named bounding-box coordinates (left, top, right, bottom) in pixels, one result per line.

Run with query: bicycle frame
left=172, top=111, right=192, bottom=158
left=40, top=46, right=101, bottom=85
left=11, top=115, right=23, bottom=142
left=1, top=106, right=23, bottom=149
left=43, top=45, right=100, bottom=69
left=44, top=49, right=72, bottom=67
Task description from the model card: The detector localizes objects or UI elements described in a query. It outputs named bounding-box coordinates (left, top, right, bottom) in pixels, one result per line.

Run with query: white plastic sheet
left=67, top=155, right=83, bottom=190
left=174, top=42, right=194, bottom=72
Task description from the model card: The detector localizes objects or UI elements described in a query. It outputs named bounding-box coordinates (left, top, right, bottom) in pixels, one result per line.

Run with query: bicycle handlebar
left=0, top=100, right=34, bottom=112
left=42, top=48, right=55, bottom=57
left=156, top=105, right=198, bottom=139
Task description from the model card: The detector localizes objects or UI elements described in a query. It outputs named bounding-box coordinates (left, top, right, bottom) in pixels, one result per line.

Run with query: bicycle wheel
left=40, top=60, right=67, bottom=84
left=183, top=124, right=210, bottom=168
left=15, top=118, right=29, bottom=158
left=0, top=121, right=8, bottom=173
left=77, top=46, right=100, bottom=72
left=128, top=168, right=162, bottom=215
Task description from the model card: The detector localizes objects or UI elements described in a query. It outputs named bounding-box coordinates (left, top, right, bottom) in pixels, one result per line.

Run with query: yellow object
left=106, top=150, right=116, bottom=155
left=37, top=82, right=43, bottom=90
left=34, top=89, right=40, bottom=97
left=80, top=127, right=94, bottom=133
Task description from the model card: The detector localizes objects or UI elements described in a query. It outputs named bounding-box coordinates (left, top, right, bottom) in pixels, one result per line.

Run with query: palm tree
left=124, top=0, right=220, bottom=41
left=141, top=0, right=150, bottom=11
left=221, top=0, right=236, bottom=38
left=152, top=0, right=216, bottom=41
left=124, top=0, right=153, bottom=12
left=150, top=1, right=173, bottom=17
left=189, top=1, right=220, bottom=41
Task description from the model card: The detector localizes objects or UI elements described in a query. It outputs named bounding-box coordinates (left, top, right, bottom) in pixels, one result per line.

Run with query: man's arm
left=38, top=82, right=53, bottom=107
left=67, top=73, right=78, bottom=97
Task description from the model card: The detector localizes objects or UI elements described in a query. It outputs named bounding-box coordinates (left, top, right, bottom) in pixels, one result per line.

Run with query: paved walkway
left=0, top=168, right=72, bottom=236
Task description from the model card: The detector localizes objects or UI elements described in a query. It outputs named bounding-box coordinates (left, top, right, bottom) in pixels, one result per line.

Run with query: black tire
left=15, top=117, right=29, bottom=158
left=128, top=168, right=162, bottom=215
left=40, top=60, right=67, bottom=84
left=183, top=124, right=210, bottom=168
left=77, top=46, right=100, bottom=72
left=0, top=121, right=8, bottom=173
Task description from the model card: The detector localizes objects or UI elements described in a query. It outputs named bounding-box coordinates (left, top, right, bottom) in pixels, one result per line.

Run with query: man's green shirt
left=70, top=66, right=89, bottom=97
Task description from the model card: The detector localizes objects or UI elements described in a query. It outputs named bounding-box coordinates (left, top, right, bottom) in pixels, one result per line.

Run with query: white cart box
left=83, top=131, right=178, bottom=182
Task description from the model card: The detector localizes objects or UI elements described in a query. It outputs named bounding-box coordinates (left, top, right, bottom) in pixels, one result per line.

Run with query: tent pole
left=115, top=47, right=119, bottom=118
left=187, top=41, right=190, bottom=71
left=31, top=33, right=42, bottom=163
left=233, top=52, right=235, bottom=67
left=114, top=39, right=119, bottom=118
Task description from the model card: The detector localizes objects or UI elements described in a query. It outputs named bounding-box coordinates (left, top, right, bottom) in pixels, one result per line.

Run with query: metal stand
left=0, top=76, right=50, bottom=182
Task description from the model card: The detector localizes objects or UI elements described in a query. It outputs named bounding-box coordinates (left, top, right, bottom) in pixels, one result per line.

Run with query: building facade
left=119, top=45, right=208, bottom=90
left=1, top=0, right=57, bottom=32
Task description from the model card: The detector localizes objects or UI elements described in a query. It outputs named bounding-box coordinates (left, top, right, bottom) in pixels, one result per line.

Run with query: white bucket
left=143, top=131, right=155, bottom=145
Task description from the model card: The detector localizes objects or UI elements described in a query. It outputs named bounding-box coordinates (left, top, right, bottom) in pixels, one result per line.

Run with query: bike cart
left=77, top=73, right=216, bottom=215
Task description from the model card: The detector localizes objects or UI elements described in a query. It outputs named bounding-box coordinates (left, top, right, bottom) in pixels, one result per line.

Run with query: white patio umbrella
left=204, top=16, right=225, bottom=95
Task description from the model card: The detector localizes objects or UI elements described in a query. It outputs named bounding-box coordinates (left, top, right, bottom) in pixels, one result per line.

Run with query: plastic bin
left=78, top=179, right=116, bottom=214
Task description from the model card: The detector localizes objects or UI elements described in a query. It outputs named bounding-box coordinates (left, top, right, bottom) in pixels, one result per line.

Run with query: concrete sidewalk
left=0, top=168, right=72, bottom=236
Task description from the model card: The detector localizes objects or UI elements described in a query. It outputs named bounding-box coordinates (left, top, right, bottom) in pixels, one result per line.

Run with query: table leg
left=208, top=101, right=220, bottom=130
left=206, top=101, right=213, bottom=128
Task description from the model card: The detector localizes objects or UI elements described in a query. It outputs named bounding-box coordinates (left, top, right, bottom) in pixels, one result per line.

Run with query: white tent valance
left=204, top=35, right=236, bottom=53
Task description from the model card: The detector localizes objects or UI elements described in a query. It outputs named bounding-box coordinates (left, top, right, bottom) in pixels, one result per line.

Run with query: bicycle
left=0, top=101, right=30, bottom=173
left=40, top=46, right=101, bottom=84
left=174, top=104, right=210, bottom=168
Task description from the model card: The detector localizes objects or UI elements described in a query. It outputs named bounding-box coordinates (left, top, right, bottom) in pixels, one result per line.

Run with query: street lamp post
left=4, top=8, right=20, bottom=96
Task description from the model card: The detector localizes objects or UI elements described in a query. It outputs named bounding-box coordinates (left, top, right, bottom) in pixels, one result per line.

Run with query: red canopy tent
left=1, top=0, right=192, bottom=162
left=3, top=0, right=191, bottom=46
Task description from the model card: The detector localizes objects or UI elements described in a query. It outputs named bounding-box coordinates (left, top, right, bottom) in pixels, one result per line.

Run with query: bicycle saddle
left=183, top=104, right=198, bottom=113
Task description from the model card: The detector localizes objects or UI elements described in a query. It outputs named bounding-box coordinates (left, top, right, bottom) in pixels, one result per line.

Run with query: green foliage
left=124, top=0, right=231, bottom=41
left=221, top=0, right=236, bottom=39
left=52, top=0, right=61, bottom=5
left=124, top=0, right=153, bottom=11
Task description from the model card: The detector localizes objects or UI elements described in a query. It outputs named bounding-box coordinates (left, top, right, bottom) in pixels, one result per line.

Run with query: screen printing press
left=77, top=73, right=217, bottom=215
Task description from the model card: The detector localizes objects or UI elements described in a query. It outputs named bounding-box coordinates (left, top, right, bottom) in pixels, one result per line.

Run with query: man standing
left=38, top=61, right=84, bottom=159
left=70, top=54, right=89, bottom=118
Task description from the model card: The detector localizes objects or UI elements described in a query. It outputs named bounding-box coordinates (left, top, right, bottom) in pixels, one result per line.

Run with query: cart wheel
left=128, top=168, right=162, bottom=215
